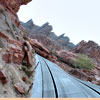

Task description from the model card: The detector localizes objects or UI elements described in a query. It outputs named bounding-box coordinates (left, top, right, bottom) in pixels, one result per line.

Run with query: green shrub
left=22, top=66, right=31, bottom=77
left=74, top=54, right=94, bottom=71
left=22, top=61, right=29, bottom=67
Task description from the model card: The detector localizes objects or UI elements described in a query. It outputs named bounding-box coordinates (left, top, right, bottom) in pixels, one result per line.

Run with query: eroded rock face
left=0, top=0, right=32, bottom=27
left=72, top=40, right=100, bottom=84
left=21, top=20, right=75, bottom=51
left=0, top=0, right=35, bottom=98
left=55, top=50, right=77, bottom=67
left=73, top=40, right=100, bottom=66
left=3, top=46, right=24, bottom=64
left=0, top=0, right=31, bottom=13
left=57, top=50, right=76, bottom=61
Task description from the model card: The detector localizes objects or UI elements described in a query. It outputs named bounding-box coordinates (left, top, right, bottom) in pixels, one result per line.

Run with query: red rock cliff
left=0, top=0, right=32, bottom=27
left=0, top=0, right=36, bottom=97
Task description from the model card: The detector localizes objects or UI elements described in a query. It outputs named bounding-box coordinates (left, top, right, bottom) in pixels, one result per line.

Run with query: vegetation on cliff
left=74, top=54, right=94, bottom=71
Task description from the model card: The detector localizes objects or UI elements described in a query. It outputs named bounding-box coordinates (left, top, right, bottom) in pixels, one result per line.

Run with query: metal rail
left=31, top=54, right=100, bottom=98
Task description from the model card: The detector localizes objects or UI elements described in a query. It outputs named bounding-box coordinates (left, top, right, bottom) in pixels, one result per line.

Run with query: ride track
left=31, top=54, right=100, bottom=98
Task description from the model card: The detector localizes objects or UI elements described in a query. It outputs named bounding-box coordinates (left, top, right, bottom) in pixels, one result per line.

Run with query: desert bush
left=74, top=54, right=94, bottom=71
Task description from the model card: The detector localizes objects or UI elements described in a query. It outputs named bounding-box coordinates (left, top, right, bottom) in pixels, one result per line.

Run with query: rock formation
left=21, top=19, right=75, bottom=51
left=73, top=40, right=100, bottom=66
left=72, top=40, right=100, bottom=84
left=0, top=0, right=32, bottom=27
left=0, top=0, right=37, bottom=98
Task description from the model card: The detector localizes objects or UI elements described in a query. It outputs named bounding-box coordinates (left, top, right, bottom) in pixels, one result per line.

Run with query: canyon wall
left=0, top=0, right=36, bottom=98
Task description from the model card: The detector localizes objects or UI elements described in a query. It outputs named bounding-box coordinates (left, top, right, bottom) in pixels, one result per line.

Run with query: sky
left=17, top=0, right=100, bottom=45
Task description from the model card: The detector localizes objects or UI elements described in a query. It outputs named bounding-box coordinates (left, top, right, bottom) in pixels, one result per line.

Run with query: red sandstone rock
left=23, top=41, right=33, bottom=67
left=27, top=51, right=32, bottom=67
left=48, top=55, right=57, bottom=62
left=96, top=66, right=100, bottom=71
left=0, top=31, right=22, bottom=47
left=55, top=50, right=77, bottom=67
left=3, top=46, right=24, bottom=64
left=0, top=32, right=10, bottom=41
left=73, top=40, right=100, bottom=76
left=3, top=41, right=34, bottom=67
left=0, top=0, right=35, bottom=97
left=0, top=0, right=32, bottom=27
left=3, top=51, right=11, bottom=63
left=26, top=38, right=58, bottom=63
left=0, top=71, right=7, bottom=84
left=57, top=50, right=76, bottom=60
left=70, top=69, right=95, bottom=82
left=14, top=84, right=25, bottom=94
left=9, top=46, right=22, bottom=52
left=22, top=77, right=27, bottom=82
left=28, top=38, right=50, bottom=54
left=73, top=40, right=100, bottom=62
left=29, top=34, right=65, bottom=51
left=13, top=52, right=24, bottom=64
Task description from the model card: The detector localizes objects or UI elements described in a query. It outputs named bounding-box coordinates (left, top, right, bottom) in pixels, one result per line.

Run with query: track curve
left=31, top=54, right=100, bottom=98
